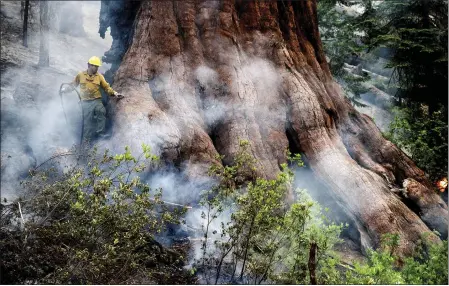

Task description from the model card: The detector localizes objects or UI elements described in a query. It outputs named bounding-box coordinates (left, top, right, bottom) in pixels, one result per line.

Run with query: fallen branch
left=18, top=201, right=25, bottom=229
left=150, top=198, right=192, bottom=209
left=32, top=151, right=79, bottom=172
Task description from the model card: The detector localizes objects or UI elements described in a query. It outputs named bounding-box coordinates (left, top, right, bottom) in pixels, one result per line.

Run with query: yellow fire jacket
left=71, top=71, right=116, bottom=101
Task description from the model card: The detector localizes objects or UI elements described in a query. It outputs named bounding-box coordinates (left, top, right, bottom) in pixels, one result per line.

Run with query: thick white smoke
left=1, top=1, right=112, bottom=201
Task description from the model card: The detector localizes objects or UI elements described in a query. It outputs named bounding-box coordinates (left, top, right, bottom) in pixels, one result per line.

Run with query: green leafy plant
left=195, top=140, right=448, bottom=285
left=317, top=0, right=373, bottom=106
left=385, top=105, right=448, bottom=181
left=196, top=140, right=344, bottom=284
left=344, top=233, right=448, bottom=285
left=401, top=233, right=449, bottom=285
left=1, top=142, right=447, bottom=285
left=0, top=144, right=188, bottom=284
left=368, top=0, right=448, bottom=112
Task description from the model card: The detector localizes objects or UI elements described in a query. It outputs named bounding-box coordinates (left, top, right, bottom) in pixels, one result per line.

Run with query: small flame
left=437, top=177, right=448, bottom=192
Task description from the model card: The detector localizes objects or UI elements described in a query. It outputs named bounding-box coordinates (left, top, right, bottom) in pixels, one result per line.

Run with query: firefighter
left=61, top=56, right=124, bottom=143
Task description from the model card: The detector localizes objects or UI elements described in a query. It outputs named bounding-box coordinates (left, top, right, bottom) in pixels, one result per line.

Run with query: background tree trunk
left=38, top=0, right=49, bottom=67
left=22, top=0, right=29, bottom=47
left=104, top=0, right=447, bottom=255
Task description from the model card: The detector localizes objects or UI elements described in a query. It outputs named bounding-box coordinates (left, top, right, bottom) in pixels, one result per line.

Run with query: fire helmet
left=88, top=56, right=102, bottom=67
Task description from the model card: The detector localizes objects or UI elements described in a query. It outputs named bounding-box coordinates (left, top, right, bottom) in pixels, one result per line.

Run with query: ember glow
left=437, top=177, right=448, bottom=192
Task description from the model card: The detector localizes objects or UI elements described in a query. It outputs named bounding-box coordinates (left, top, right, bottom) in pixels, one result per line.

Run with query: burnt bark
left=98, top=1, right=141, bottom=83
left=105, top=0, right=447, bottom=255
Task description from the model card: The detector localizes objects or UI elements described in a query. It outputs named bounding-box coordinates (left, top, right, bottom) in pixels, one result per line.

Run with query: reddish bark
left=107, top=0, right=447, bottom=255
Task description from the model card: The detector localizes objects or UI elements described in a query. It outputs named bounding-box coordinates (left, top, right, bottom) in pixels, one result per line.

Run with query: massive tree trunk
left=102, top=0, right=447, bottom=255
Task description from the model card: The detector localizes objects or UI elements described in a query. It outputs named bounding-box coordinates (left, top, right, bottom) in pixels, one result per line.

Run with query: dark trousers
left=81, top=99, right=106, bottom=143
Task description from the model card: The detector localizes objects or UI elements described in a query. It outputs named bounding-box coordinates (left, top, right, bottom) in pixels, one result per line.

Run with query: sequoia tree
left=100, top=0, right=447, bottom=255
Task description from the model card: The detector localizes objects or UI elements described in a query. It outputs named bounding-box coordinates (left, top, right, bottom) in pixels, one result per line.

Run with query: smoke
left=195, top=65, right=218, bottom=87
left=340, top=60, right=395, bottom=132
left=174, top=54, right=295, bottom=272
left=193, top=56, right=286, bottom=137
left=146, top=167, right=215, bottom=206
left=1, top=1, right=112, bottom=201
left=239, top=56, right=286, bottom=124
left=193, top=65, right=227, bottom=129
left=1, top=1, right=364, bottom=274
left=184, top=206, right=233, bottom=265
left=238, top=56, right=282, bottom=101
left=138, top=56, right=285, bottom=162
left=363, top=55, right=394, bottom=78
left=293, top=163, right=359, bottom=227
left=194, top=65, right=226, bottom=128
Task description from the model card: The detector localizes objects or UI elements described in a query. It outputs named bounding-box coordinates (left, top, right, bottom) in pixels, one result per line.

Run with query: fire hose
left=59, top=83, right=84, bottom=147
